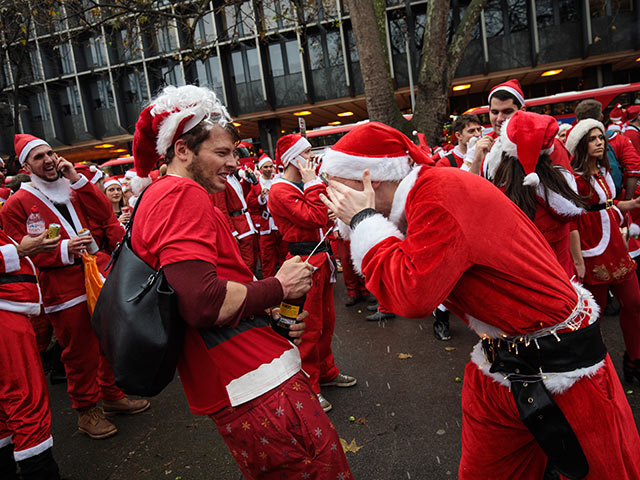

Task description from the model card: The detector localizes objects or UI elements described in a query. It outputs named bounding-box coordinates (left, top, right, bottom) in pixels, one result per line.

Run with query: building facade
left=1, top=0, right=639, bottom=165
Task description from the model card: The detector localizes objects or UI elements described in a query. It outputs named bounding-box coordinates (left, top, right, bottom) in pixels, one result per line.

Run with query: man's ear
left=454, top=131, right=462, bottom=143
left=173, top=139, right=191, bottom=162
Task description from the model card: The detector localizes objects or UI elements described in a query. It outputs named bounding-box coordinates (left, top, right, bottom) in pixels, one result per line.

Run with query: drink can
left=122, top=206, right=132, bottom=215
left=77, top=228, right=99, bottom=254
left=48, top=223, right=61, bottom=239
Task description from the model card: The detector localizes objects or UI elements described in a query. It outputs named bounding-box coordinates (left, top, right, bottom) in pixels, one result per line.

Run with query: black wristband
left=350, top=208, right=378, bottom=229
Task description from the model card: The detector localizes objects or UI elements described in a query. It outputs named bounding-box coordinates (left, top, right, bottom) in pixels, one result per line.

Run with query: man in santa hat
left=575, top=99, right=640, bottom=199
left=1, top=228, right=62, bottom=479
left=470, top=79, right=573, bottom=178
left=624, top=105, right=640, bottom=153
left=268, top=133, right=357, bottom=413
left=607, top=103, right=627, bottom=132
left=247, top=153, right=287, bottom=278
left=128, top=84, right=351, bottom=479
left=0, top=135, right=150, bottom=440
left=320, top=121, right=640, bottom=480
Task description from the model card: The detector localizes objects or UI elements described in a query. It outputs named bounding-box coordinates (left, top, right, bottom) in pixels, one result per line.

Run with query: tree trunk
left=346, top=0, right=411, bottom=137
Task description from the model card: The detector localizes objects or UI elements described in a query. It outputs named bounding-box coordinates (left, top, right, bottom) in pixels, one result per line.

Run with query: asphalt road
left=49, top=275, right=640, bottom=479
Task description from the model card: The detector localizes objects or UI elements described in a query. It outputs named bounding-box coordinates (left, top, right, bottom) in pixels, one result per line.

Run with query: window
left=63, top=85, right=81, bottom=116
left=246, top=47, right=261, bottom=81
left=269, top=44, right=285, bottom=76
left=285, top=39, right=301, bottom=73
left=536, top=0, right=555, bottom=28
left=29, top=50, right=43, bottom=80
left=60, top=43, right=75, bottom=74
left=195, top=13, right=216, bottom=45
left=94, top=78, right=113, bottom=109
left=484, top=0, right=505, bottom=37
left=89, top=36, right=107, bottom=67
left=34, top=91, right=49, bottom=121
left=232, top=51, right=246, bottom=83
left=507, top=0, right=528, bottom=32
left=156, top=23, right=178, bottom=53
left=126, top=71, right=148, bottom=104
left=196, top=56, right=223, bottom=91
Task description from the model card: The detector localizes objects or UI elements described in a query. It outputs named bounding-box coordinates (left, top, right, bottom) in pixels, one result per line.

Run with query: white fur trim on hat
left=104, top=179, right=122, bottom=190
left=124, top=170, right=137, bottom=179
left=320, top=150, right=412, bottom=182
left=130, top=175, right=153, bottom=196
left=19, top=139, right=50, bottom=165
left=489, top=85, right=525, bottom=108
left=258, top=157, right=274, bottom=169
left=565, top=119, right=605, bottom=156
left=281, top=137, right=311, bottom=167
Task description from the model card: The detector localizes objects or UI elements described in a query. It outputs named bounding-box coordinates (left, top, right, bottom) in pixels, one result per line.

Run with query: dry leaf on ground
left=340, top=438, right=364, bottom=453
left=397, top=353, right=413, bottom=359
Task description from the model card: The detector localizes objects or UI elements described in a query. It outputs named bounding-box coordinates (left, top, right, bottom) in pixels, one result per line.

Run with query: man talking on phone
left=1, top=134, right=150, bottom=440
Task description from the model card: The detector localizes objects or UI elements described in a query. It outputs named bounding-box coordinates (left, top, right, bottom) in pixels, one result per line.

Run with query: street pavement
left=50, top=275, right=640, bottom=479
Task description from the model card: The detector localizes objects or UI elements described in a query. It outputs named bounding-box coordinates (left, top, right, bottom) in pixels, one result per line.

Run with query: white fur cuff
left=60, top=240, right=73, bottom=265
left=350, top=213, right=405, bottom=275
left=303, top=179, right=324, bottom=190
left=0, top=244, right=20, bottom=273
left=69, top=174, right=88, bottom=190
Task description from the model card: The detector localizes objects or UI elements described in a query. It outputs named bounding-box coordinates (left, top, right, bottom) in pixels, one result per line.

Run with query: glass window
left=558, top=0, right=579, bottom=23
left=232, top=51, right=246, bottom=83
left=62, top=85, right=81, bottom=116
left=246, top=47, right=261, bottom=81
left=240, top=1, right=256, bottom=35
left=161, top=65, right=185, bottom=86
left=536, top=0, right=555, bottom=27
left=156, top=23, right=178, bottom=53
left=326, top=31, right=343, bottom=66
left=126, top=71, right=149, bottom=104
left=507, top=0, right=528, bottom=32
left=321, top=0, right=338, bottom=20
left=29, top=50, right=43, bottom=80
left=285, top=39, right=301, bottom=73
left=389, top=17, right=407, bottom=54
left=269, top=43, right=285, bottom=76
left=196, top=56, right=223, bottom=93
left=415, top=13, right=426, bottom=51
left=195, top=13, right=216, bottom=45
left=60, top=43, right=75, bottom=74
left=347, top=29, right=358, bottom=62
left=484, top=0, right=505, bottom=37
left=309, top=35, right=325, bottom=70
left=262, top=0, right=280, bottom=31
left=34, top=91, right=49, bottom=121
left=94, top=78, right=113, bottom=109
left=89, top=36, right=108, bottom=67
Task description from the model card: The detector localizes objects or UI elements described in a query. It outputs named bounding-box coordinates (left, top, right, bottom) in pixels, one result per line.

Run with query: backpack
left=605, top=130, right=624, bottom=195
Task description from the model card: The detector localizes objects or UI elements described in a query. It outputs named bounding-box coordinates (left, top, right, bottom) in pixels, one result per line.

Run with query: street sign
left=298, top=117, right=306, bottom=137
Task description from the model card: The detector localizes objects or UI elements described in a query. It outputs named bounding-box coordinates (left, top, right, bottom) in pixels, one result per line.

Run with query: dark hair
left=491, top=90, right=523, bottom=109
left=8, top=173, right=30, bottom=192
left=570, top=128, right=610, bottom=185
left=574, top=99, right=602, bottom=121
left=493, top=153, right=588, bottom=221
left=164, top=121, right=240, bottom=164
left=452, top=114, right=481, bottom=134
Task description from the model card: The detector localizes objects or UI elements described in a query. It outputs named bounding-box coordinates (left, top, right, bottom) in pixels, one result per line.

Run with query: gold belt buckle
left=606, top=199, right=614, bottom=209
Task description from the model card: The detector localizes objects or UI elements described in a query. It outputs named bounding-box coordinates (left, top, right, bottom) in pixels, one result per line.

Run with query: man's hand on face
left=55, top=155, right=81, bottom=183
left=296, top=158, right=317, bottom=184
left=320, top=169, right=376, bottom=226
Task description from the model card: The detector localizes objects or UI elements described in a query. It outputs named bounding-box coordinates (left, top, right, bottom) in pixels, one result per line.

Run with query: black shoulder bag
left=91, top=187, right=185, bottom=397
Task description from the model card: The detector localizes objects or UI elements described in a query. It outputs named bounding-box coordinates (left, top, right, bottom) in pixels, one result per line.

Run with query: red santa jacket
left=624, top=125, right=640, bottom=155
left=268, top=177, right=330, bottom=267
left=0, top=175, right=123, bottom=313
left=246, top=176, right=278, bottom=235
left=0, top=229, right=41, bottom=315
left=435, top=147, right=464, bottom=168
left=212, top=175, right=257, bottom=240
left=609, top=131, right=640, bottom=179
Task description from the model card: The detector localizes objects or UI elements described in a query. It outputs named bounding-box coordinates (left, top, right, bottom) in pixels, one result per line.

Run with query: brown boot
left=102, top=396, right=151, bottom=415
left=77, top=405, right=118, bottom=439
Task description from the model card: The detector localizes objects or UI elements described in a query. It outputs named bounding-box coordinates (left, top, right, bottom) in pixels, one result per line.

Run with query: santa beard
left=30, top=174, right=73, bottom=204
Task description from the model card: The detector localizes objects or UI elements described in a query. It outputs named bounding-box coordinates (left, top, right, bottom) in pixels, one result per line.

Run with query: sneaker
left=366, top=311, right=396, bottom=322
left=366, top=303, right=379, bottom=312
left=102, top=397, right=151, bottom=415
left=320, top=373, right=357, bottom=388
left=316, top=393, right=332, bottom=412
left=77, top=406, right=118, bottom=439
left=345, top=296, right=362, bottom=307
left=433, top=319, right=451, bottom=341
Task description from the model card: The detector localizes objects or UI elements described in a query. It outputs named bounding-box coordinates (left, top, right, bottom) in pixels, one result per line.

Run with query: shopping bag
left=82, top=251, right=103, bottom=315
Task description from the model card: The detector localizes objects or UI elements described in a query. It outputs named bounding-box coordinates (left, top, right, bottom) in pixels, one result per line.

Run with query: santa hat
left=488, top=79, right=525, bottom=107
left=133, top=85, right=232, bottom=178
left=104, top=177, right=122, bottom=190
left=124, top=169, right=137, bottom=180
left=565, top=119, right=605, bottom=156
left=14, top=134, right=50, bottom=165
left=319, top=122, right=433, bottom=181
left=499, top=111, right=558, bottom=187
left=626, top=105, right=640, bottom=122
left=557, top=123, right=572, bottom=135
left=609, top=104, right=626, bottom=124
left=74, top=164, right=104, bottom=184
left=257, top=153, right=274, bottom=169
left=276, top=134, right=312, bottom=168
left=0, top=187, right=10, bottom=202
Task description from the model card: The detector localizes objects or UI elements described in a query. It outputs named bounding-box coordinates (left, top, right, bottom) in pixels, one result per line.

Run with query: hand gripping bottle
left=26, top=206, right=46, bottom=237
left=272, top=295, right=307, bottom=340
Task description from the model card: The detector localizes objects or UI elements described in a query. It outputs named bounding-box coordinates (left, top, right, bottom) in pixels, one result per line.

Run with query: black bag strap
left=445, top=153, right=457, bottom=168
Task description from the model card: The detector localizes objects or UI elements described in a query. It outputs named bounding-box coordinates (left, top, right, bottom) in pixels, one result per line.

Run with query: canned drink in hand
left=48, top=223, right=61, bottom=239
left=121, top=206, right=132, bottom=215
left=77, top=228, right=99, bottom=254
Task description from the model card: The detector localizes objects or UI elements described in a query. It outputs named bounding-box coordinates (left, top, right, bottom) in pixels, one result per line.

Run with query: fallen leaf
left=436, top=429, right=445, bottom=435
left=354, top=417, right=367, bottom=425
left=397, top=353, right=413, bottom=359
left=340, top=438, right=364, bottom=453
left=444, top=347, right=456, bottom=351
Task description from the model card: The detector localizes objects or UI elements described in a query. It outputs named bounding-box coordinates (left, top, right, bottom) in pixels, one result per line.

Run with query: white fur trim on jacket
left=537, top=168, right=584, bottom=217
left=320, top=149, right=412, bottom=182
left=581, top=169, right=616, bottom=258
left=565, top=119, right=605, bottom=156
left=281, top=137, right=312, bottom=167
left=13, top=436, right=53, bottom=462
left=388, top=166, right=421, bottom=233
left=303, top=178, right=324, bottom=190
left=482, top=136, right=503, bottom=181
left=350, top=213, right=405, bottom=275
left=468, top=281, right=603, bottom=394
left=69, top=174, right=88, bottom=190
left=0, top=244, right=20, bottom=273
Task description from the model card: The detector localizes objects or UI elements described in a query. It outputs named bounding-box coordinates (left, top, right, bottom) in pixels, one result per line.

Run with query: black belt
left=288, top=241, right=330, bottom=257
left=587, top=199, right=614, bottom=211
left=229, top=208, right=248, bottom=217
left=481, top=321, right=606, bottom=479
left=0, top=274, right=38, bottom=286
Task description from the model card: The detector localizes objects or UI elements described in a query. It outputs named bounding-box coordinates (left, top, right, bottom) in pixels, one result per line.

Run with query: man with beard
left=129, top=85, right=351, bottom=478
left=0, top=134, right=150, bottom=440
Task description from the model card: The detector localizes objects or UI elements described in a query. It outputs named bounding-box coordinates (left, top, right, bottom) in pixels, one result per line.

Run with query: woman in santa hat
left=488, top=111, right=587, bottom=278
left=103, top=177, right=130, bottom=225
left=566, top=118, right=640, bottom=384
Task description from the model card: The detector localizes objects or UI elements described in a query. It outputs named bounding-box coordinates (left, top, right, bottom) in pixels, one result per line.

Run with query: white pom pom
left=130, top=175, right=153, bottom=196
left=412, top=130, right=418, bottom=136
left=90, top=165, right=97, bottom=172
left=630, top=223, right=640, bottom=238
left=523, top=172, right=540, bottom=187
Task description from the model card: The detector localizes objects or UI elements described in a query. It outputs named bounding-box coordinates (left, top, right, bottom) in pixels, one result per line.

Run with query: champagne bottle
left=272, top=294, right=307, bottom=340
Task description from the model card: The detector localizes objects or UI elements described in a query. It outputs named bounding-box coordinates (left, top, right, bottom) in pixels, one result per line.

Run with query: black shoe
left=16, top=448, right=60, bottom=480
left=345, top=296, right=362, bottom=307
left=0, top=444, right=18, bottom=480
left=49, top=342, right=67, bottom=385
left=604, top=290, right=620, bottom=316
left=433, top=309, right=451, bottom=341
left=366, top=311, right=396, bottom=322
left=366, top=303, right=379, bottom=312
left=623, top=352, right=640, bottom=384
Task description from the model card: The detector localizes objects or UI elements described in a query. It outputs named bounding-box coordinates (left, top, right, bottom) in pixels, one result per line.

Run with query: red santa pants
left=28, top=314, right=53, bottom=354
left=299, top=260, right=340, bottom=393
left=585, top=272, right=640, bottom=359
left=459, top=354, right=640, bottom=480
left=47, top=302, right=124, bottom=409
left=0, top=311, right=53, bottom=460
left=211, top=372, right=352, bottom=479
left=340, top=240, right=368, bottom=298
left=238, top=234, right=258, bottom=274
left=259, top=230, right=287, bottom=278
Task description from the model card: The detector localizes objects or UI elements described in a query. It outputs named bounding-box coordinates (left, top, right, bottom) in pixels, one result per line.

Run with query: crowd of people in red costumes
left=0, top=79, right=639, bottom=480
